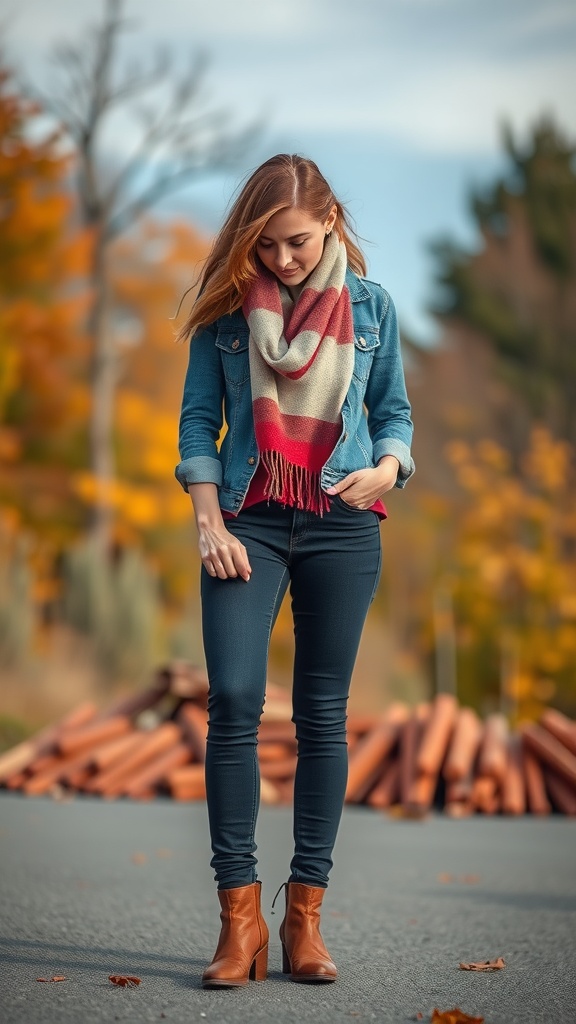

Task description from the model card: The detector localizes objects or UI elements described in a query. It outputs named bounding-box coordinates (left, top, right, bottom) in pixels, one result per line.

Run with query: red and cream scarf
left=242, top=233, right=354, bottom=514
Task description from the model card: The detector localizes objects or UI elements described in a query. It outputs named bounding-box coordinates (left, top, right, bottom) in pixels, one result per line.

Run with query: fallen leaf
left=36, top=976, right=67, bottom=983
left=415, top=1014, right=424, bottom=1021
left=431, top=1010, right=484, bottom=1024
left=130, top=852, right=147, bottom=864
left=459, top=957, right=505, bottom=971
left=108, top=975, right=142, bottom=987
left=437, top=873, right=455, bottom=883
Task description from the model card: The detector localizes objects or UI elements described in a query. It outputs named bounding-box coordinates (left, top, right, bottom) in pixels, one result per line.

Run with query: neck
left=287, top=282, right=305, bottom=302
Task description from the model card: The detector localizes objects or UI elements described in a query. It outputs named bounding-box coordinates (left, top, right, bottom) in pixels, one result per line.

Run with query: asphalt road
left=0, top=792, right=575, bottom=1024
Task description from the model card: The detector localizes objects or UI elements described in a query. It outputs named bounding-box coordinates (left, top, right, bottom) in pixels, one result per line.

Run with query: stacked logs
left=0, top=664, right=293, bottom=804
left=345, top=695, right=576, bottom=817
left=1, top=668, right=575, bottom=815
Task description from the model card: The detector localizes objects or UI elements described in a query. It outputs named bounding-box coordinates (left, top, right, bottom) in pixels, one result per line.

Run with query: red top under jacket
left=222, top=461, right=387, bottom=520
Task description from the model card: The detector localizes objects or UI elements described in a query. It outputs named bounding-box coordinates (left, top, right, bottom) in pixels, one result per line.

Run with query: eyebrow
left=258, top=232, right=311, bottom=242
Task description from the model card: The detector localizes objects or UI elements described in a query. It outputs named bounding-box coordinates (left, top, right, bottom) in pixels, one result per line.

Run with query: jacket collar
left=345, top=267, right=371, bottom=302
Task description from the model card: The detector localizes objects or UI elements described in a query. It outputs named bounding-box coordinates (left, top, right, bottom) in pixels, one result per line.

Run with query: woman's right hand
left=197, top=523, right=252, bottom=581
left=187, top=482, right=251, bottom=581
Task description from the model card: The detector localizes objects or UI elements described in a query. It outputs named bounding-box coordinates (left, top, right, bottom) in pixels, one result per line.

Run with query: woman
left=175, top=154, right=415, bottom=988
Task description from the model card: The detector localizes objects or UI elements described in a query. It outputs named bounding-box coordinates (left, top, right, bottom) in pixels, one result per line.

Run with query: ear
left=324, top=204, right=338, bottom=234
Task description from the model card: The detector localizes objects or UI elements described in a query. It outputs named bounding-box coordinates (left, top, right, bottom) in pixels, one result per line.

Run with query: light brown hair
left=176, top=153, right=367, bottom=341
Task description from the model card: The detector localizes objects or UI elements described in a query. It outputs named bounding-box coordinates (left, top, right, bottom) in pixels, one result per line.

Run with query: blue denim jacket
left=175, top=267, right=415, bottom=513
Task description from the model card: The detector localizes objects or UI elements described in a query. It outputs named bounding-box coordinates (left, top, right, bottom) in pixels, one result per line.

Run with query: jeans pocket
left=331, top=492, right=369, bottom=514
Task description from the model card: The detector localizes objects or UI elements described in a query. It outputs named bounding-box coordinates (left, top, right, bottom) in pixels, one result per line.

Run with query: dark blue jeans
left=200, top=496, right=382, bottom=890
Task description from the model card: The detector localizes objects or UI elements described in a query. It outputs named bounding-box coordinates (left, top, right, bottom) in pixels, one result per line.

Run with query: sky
left=7, top=0, right=576, bottom=342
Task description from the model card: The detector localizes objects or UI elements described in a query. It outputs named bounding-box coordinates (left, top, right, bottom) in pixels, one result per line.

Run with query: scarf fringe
left=261, top=450, right=330, bottom=516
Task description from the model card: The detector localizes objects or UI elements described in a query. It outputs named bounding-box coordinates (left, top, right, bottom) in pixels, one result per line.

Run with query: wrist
left=376, top=455, right=399, bottom=478
left=196, top=510, right=225, bottom=530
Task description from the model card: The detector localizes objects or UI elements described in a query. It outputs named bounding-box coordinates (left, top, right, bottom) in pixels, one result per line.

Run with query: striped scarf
left=242, top=233, right=354, bottom=514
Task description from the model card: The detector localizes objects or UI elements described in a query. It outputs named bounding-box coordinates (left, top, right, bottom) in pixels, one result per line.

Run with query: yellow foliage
left=523, top=426, right=571, bottom=492
left=476, top=438, right=510, bottom=472
left=445, top=425, right=576, bottom=719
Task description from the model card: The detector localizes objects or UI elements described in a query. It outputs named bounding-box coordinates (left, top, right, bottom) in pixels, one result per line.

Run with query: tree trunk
left=88, top=230, right=116, bottom=551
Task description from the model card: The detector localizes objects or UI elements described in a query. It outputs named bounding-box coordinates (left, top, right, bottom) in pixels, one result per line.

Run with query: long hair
left=176, top=153, right=367, bottom=341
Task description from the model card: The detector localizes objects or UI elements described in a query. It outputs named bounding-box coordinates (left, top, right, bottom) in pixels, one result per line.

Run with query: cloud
left=8, top=0, right=576, bottom=160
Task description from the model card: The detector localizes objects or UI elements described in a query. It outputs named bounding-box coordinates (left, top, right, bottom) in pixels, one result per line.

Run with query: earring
left=325, top=230, right=332, bottom=237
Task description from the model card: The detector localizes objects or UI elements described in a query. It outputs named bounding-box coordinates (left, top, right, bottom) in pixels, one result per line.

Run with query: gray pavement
left=0, top=792, right=575, bottom=1024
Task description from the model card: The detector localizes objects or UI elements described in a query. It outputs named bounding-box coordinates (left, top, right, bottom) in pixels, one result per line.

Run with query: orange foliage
left=1, top=62, right=212, bottom=618
left=71, top=217, right=210, bottom=602
left=0, top=63, right=91, bottom=551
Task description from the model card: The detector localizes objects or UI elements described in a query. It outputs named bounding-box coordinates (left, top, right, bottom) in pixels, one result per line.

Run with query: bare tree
left=33, top=0, right=260, bottom=549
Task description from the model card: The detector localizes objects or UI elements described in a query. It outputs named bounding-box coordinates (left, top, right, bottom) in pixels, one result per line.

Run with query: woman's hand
left=197, top=522, right=252, bottom=581
left=188, top=482, right=252, bottom=581
left=325, top=456, right=400, bottom=509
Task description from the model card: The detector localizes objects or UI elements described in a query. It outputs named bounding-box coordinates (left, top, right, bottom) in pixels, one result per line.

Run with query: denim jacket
left=175, top=267, right=415, bottom=513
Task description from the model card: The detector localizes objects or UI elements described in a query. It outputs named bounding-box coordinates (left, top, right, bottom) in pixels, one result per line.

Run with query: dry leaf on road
left=431, top=1009, right=484, bottom=1024
left=36, top=976, right=67, bottom=982
left=459, top=956, right=506, bottom=971
left=108, top=975, right=142, bottom=987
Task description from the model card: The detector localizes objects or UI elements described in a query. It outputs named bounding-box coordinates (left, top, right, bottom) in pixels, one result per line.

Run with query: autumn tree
left=32, top=0, right=259, bottom=548
left=73, top=217, right=209, bottom=604
left=443, top=429, right=576, bottom=721
left=0, top=61, right=89, bottom=549
left=429, top=115, right=576, bottom=452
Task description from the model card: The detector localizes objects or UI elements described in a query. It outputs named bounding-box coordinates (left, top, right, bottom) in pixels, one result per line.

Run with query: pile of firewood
left=0, top=666, right=575, bottom=815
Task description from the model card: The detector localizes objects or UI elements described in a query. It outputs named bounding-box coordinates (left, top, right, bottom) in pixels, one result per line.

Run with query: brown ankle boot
left=277, top=881, right=337, bottom=983
left=201, top=881, right=269, bottom=988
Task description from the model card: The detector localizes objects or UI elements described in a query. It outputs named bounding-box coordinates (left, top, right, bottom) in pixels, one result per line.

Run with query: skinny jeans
left=200, top=496, right=382, bottom=890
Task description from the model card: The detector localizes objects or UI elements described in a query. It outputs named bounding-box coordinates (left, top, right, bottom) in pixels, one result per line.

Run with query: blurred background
left=1, top=0, right=576, bottom=748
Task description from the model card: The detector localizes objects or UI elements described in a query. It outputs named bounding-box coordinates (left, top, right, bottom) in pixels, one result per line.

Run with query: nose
left=274, top=246, right=293, bottom=270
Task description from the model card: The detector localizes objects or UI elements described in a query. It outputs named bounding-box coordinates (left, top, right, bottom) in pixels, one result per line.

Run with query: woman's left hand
left=325, top=456, right=400, bottom=509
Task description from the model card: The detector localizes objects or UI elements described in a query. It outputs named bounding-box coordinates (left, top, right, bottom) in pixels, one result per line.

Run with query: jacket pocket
left=352, top=326, right=379, bottom=382
left=216, top=327, right=250, bottom=385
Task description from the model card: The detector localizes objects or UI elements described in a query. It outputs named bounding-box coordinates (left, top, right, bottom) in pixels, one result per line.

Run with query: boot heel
left=250, top=943, right=268, bottom=981
left=281, top=941, right=291, bottom=975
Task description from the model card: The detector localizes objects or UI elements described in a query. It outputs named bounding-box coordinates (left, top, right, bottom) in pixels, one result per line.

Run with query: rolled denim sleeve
left=364, top=291, right=415, bottom=488
left=175, top=322, right=225, bottom=492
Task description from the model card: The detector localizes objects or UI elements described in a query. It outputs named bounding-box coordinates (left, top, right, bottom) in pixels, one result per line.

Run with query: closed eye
left=257, top=237, right=308, bottom=249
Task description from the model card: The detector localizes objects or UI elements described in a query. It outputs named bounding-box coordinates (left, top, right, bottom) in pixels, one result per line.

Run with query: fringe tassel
left=260, top=450, right=330, bottom=516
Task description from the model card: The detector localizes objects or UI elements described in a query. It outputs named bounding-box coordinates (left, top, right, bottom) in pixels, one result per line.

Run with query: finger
left=340, top=487, right=372, bottom=509
left=210, top=556, right=229, bottom=580
left=232, top=545, right=252, bottom=582
left=213, top=545, right=238, bottom=578
left=330, top=481, right=350, bottom=495
left=326, top=473, right=355, bottom=496
left=207, top=543, right=252, bottom=581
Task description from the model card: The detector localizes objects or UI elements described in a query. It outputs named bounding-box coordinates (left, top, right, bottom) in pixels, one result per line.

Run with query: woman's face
left=255, top=205, right=337, bottom=286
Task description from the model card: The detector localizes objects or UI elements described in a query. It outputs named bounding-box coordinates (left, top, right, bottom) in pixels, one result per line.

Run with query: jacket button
left=248, top=456, right=256, bottom=465
left=358, top=336, right=367, bottom=347
left=231, top=339, right=240, bottom=350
